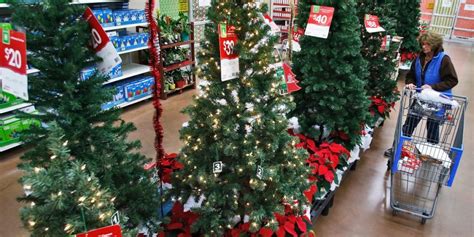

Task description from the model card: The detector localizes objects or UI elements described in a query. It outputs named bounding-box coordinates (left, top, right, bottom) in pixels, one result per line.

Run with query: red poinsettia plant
left=288, top=129, right=350, bottom=201
left=224, top=204, right=314, bottom=237
left=400, top=51, right=417, bottom=63
left=144, top=153, right=184, bottom=183
left=369, top=96, right=395, bottom=119
left=158, top=202, right=199, bottom=237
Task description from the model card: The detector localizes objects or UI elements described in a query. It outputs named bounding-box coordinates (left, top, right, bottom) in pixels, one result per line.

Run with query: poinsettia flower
left=304, top=185, right=317, bottom=202
left=324, top=171, right=335, bottom=183
left=318, top=165, right=329, bottom=176
left=296, top=217, right=307, bottom=233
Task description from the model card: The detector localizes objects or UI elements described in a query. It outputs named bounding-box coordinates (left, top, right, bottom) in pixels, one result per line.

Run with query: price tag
left=304, top=5, right=335, bottom=39
left=76, top=225, right=122, bottom=237
left=0, top=29, right=28, bottom=100
left=283, top=63, right=301, bottom=94
left=213, top=161, right=223, bottom=174
left=381, top=35, right=391, bottom=51
left=111, top=211, right=120, bottom=225
left=219, top=23, right=239, bottom=81
left=292, top=27, right=305, bottom=43
left=83, top=7, right=122, bottom=76
left=256, top=166, right=263, bottom=179
left=364, top=14, right=385, bottom=33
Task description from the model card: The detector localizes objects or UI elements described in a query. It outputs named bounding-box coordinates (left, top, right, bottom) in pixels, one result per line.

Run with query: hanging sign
left=76, top=225, right=122, bottom=237
left=179, top=0, right=189, bottom=12
left=292, top=27, right=305, bottom=42
left=282, top=63, right=301, bottom=94
left=0, top=29, right=28, bottom=100
left=364, top=14, right=385, bottom=33
left=381, top=35, right=391, bottom=51
left=304, top=5, right=335, bottom=39
left=218, top=23, right=239, bottom=81
left=83, top=7, right=122, bottom=76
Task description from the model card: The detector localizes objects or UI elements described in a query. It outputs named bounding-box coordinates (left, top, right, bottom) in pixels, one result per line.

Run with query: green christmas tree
left=291, top=0, right=370, bottom=150
left=19, top=123, right=116, bottom=236
left=167, top=1, right=311, bottom=235
left=9, top=0, right=159, bottom=230
left=393, top=0, right=420, bottom=54
left=357, top=0, right=400, bottom=125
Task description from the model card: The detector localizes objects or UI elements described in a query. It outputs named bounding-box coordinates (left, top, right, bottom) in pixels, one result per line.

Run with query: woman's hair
left=418, top=31, right=444, bottom=52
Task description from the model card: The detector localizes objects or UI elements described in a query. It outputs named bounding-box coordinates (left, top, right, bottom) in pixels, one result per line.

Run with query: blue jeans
left=402, top=113, right=440, bottom=144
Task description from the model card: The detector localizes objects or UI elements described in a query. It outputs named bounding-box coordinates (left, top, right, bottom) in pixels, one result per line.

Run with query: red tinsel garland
left=146, top=0, right=165, bottom=164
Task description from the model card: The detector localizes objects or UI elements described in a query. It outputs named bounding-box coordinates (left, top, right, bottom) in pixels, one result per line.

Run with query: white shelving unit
left=117, top=94, right=152, bottom=108
left=117, top=45, right=149, bottom=55
left=104, top=63, right=150, bottom=85
left=0, top=103, right=32, bottom=115
left=103, top=22, right=149, bottom=31
left=0, top=142, right=22, bottom=152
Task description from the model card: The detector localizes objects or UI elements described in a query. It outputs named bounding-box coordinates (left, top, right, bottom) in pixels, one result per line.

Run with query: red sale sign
left=83, top=7, right=121, bottom=76
left=304, top=5, right=334, bottom=39
left=76, top=224, right=122, bottom=237
left=0, top=29, right=28, bottom=100
left=364, top=14, right=385, bottom=33
left=218, top=23, right=239, bottom=81
left=292, top=27, right=305, bottom=43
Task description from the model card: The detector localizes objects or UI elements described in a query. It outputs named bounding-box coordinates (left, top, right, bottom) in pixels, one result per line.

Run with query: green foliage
left=9, top=0, right=159, bottom=231
left=392, top=0, right=420, bottom=53
left=357, top=0, right=400, bottom=125
left=18, top=123, right=116, bottom=236
left=292, top=0, right=370, bottom=150
left=168, top=1, right=311, bottom=235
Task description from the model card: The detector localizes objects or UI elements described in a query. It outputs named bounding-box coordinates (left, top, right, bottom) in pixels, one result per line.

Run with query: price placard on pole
left=83, top=7, right=121, bottom=76
left=218, top=23, right=239, bottom=82
left=364, top=14, right=385, bottom=33
left=76, top=224, right=122, bottom=237
left=304, top=5, right=335, bottom=39
left=0, top=29, right=28, bottom=100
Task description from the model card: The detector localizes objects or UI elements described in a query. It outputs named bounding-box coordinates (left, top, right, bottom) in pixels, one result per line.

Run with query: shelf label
left=304, top=5, right=334, bottom=39
left=84, top=7, right=122, bottom=77
left=218, top=23, right=239, bottom=81
left=0, top=29, right=28, bottom=100
left=364, top=14, right=385, bottom=33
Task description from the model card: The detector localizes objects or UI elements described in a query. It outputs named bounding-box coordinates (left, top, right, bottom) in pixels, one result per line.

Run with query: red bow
left=157, top=153, right=184, bottom=183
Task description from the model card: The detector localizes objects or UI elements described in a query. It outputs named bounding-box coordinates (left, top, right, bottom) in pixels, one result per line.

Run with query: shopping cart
left=389, top=88, right=467, bottom=224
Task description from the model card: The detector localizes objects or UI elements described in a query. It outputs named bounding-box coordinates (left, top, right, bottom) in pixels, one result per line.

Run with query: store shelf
left=71, top=0, right=124, bottom=4
left=27, top=68, right=40, bottom=74
left=103, top=23, right=149, bottom=31
left=117, top=94, right=152, bottom=108
left=103, top=63, right=150, bottom=85
left=161, top=40, right=195, bottom=49
left=0, top=103, right=32, bottom=115
left=0, top=142, right=22, bottom=152
left=117, top=46, right=149, bottom=55
left=273, top=16, right=291, bottom=20
left=163, top=60, right=195, bottom=72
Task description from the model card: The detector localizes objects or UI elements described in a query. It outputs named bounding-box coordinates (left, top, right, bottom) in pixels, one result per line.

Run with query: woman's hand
left=405, top=83, right=416, bottom=90
left=421, top=84, right=432, bottom=90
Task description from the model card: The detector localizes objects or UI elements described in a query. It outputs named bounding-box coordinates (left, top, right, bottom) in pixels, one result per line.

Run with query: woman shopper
left=384, top=31, right=458, bottom=157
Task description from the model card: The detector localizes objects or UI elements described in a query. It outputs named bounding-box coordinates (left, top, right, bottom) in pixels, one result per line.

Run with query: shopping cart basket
left=389, top=88, right=467, bottom=224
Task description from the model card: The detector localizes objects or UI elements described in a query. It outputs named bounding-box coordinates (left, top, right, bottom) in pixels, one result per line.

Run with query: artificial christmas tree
left=165, top=1, right=312, bottom=235
left=357, top=0, right=400, bottom=126
left=392, top=0, right=420, bottom=61
left=19, top=123, right=117, bottom=236
left=10, top=0, right=159, bottom=231
left=291, top=0, right=370, bottom=150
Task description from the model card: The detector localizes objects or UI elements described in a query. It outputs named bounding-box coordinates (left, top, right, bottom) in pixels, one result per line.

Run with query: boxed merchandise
left=0, top=91, right=23, bottom=109
left=113, top=10, right=130, bottom=26
left=0, top=113, right=40, bottom=147
left=124, top=76, right=154, bottom=102
left=101, top=83, right=125, bottom=110
left=80, top=63, right=122, bottom=81
left=109, top=64, right=123, bottom=79
left=92, top=8, right=115, bottom=27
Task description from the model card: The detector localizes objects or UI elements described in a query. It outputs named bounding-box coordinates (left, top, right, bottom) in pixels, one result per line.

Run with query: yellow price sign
left=179, top=0, right=189, bottom=12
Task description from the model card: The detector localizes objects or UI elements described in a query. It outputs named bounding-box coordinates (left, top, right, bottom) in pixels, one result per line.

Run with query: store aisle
left=0, top=41, right=472, bottom=236
left=313, top=41, right=474, bottom=237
